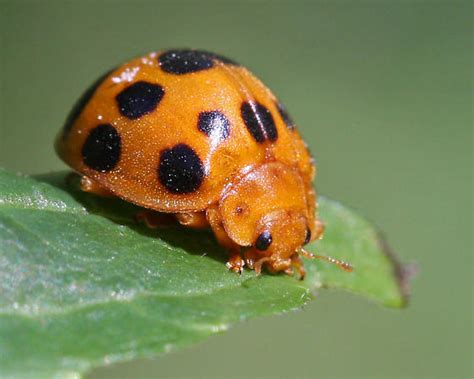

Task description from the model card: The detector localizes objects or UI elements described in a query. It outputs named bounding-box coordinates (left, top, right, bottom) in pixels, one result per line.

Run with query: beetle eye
left=304, top=227, right=311, bottom=245
left=255, top=230, right=272, bottom=251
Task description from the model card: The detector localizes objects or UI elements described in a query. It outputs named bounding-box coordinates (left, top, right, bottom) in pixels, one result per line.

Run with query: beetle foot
left=226, top=253, right=245, bottom=274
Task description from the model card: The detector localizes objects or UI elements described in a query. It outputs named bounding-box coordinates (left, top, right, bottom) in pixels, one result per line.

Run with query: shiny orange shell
left=55, top=49, right=315, bottom=214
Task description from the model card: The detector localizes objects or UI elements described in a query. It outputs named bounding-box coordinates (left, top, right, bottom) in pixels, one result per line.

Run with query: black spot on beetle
left=116, top=81, right=164, bottom=120
left=276, top=101, right=296, bottom=130
left=241, top=102, right=265, bottom=143
left=159, top=50, right=214, bottom=74
left=82, top=124, right=121, bottom=172
left=263, top=113, right=278, bottom=141
left=197, top=111, right=230, bottom=142
left=62, top=68, right=113, bottom=136
left=241, top=101, right=278, bottom=143
left=209, top=52, right=239, bottom=65
left=158, top=144, right=205, bottom=194
left=158, top=49, right=238, bottom=75
left=255, top=230, right=272, bottom=251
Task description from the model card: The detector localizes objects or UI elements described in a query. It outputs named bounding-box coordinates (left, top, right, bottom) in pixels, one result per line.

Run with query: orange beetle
left=56, top=49, right=351, bottom=278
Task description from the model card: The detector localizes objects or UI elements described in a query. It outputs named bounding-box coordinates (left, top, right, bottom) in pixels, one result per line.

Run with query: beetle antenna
left=299, top=248, right=353, bottom=272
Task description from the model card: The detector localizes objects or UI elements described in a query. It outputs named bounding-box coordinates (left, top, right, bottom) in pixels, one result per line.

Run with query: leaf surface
left=0, top=169, right=408, bottom=378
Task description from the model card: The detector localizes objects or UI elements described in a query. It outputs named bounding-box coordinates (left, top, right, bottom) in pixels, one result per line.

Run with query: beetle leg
left=175, top=212, right=209, bottom=229
left=206, top=206, right=245, bottom=274
left=226, top=252, right=245, bottom=274
left=206, top=206, right=235, bottom=250
left=243, top=248, right=261, bottom=269
left=79, top=175, right=115, bottom=197
left=135, top=210, right=175, bottom=228
left=254, top=257, right=272, bottom=275
left=292, top=255, right=306, bottom=280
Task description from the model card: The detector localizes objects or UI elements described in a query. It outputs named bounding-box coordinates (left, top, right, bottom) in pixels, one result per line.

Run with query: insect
left=56, top=49, right=352, bottom=279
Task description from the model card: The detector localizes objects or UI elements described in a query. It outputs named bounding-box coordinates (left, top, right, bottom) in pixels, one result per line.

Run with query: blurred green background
left=1, top=1, right=471, bottom=378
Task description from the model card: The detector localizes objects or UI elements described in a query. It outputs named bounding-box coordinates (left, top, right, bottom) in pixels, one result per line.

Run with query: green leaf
left=0, top=169, right=409, bottom=379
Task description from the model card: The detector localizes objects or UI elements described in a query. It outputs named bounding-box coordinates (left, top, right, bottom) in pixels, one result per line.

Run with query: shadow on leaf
left=35, top=171, right=229, bottom=265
